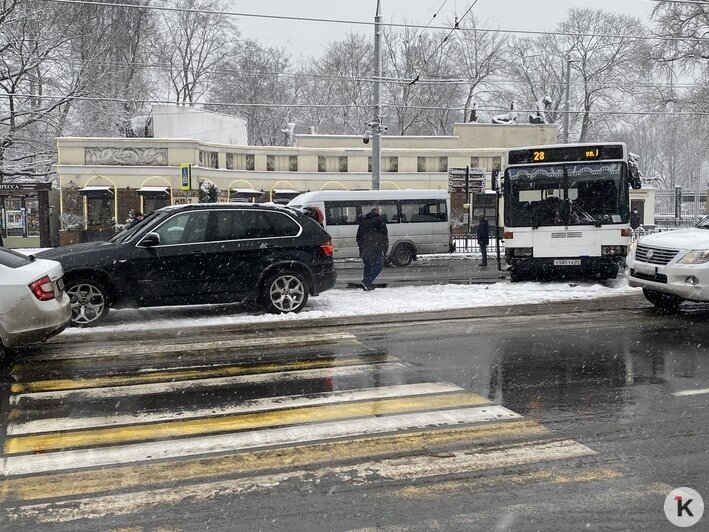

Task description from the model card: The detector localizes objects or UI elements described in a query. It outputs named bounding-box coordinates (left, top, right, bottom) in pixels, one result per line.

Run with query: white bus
left=503, top=143, right=642, bottom=281
left=288, top=190, right=453, bottom=266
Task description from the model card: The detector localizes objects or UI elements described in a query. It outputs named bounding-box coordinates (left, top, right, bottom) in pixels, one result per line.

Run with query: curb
left=51, top=294, right=649, bottom=347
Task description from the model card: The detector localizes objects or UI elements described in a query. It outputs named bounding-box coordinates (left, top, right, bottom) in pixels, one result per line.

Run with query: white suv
left=627, top=216, right=709, bottom=309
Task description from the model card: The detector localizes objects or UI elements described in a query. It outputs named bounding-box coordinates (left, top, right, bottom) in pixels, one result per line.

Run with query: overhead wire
left=1, top=92, right=708, bottom=116
left=32, top=0, right=709, bottom=44
left=409, top=0, right=480, bottom=87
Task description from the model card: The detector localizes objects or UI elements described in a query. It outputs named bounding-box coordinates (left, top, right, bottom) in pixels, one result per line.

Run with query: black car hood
left=37, top=240, right=119, bottom=260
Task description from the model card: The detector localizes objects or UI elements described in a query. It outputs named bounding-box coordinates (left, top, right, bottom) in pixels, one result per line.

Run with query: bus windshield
left=505, top=162, right=628, bottom=228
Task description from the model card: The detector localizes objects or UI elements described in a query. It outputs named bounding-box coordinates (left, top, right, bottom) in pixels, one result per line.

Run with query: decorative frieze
left=85, top=147, right=168, bottom=166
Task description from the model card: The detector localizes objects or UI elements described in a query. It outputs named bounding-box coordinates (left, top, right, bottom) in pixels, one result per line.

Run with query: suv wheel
left=261, top=271, right=309, bottom=314
left=642, top=288, right=683, bottom=310
left=66, top=278, right=110, bottom=326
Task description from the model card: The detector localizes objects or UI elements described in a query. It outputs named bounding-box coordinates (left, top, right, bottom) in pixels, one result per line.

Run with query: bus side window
left=325, top=203, right=357, bottom=225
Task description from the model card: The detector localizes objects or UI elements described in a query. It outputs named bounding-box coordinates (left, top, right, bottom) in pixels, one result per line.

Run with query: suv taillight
left=320, top=240, right=334, bottom=257
left=29, top=275, right=55, bottom=301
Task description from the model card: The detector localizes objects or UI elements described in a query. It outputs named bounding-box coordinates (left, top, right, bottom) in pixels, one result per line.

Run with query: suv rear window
left=0, top=248, right=33, bottom=268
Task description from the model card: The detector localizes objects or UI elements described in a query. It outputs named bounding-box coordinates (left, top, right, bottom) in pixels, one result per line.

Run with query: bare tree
left=0, top=0, right=97, bottom=182
left=311, top=33, right=373, bottom=135
left=451, top=14, right=508, bottom=124
left=155, top=0, right=238, bottom=105
left=54, top=0, right=157, bottom=137
left=555, top=8, right=650, bottom=141
left=651, top=2, right=709, bottom=111
left=208, top=40, right=293, bottom=146
left=506, top=35, right=567, bottom=131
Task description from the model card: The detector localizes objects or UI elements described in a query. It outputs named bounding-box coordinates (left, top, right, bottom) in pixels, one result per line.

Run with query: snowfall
left=15, top=248, right=642, bottom=335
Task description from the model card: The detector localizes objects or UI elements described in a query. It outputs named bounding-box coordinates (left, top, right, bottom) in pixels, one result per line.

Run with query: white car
left=0, top=248, right=71, bottom=353
left=627, top=216, right=709, bottom=309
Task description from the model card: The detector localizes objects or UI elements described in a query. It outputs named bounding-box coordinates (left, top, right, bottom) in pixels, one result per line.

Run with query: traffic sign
left=180, top=163, right=192, bottom=191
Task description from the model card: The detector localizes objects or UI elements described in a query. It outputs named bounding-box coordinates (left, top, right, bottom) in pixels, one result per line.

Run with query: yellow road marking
left=0, top=419, right=544, bottom=503
left=10, top=353, right=394, bottom=394
left=395, top=467, right=623, bottom=498
left=5, top=392, right=489, bottom=454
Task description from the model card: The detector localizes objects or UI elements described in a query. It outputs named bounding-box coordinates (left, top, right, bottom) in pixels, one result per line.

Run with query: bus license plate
left=554, top=259, right=581, bottom=266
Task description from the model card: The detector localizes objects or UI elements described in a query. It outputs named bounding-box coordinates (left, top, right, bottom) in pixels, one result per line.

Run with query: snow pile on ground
left=62, top=278, right=641, bottom=335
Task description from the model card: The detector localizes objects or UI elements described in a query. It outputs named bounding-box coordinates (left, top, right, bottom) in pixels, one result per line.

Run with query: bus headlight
left=602, top=245, right=626, bottom=257
left=678, top=250, right=709, bottom=264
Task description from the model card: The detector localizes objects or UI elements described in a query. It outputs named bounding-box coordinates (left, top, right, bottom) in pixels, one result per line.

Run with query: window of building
left=438, top=157, right=448, bottom=173
left=386, top=157, right=398, bottom=173
left=267, top=155, right=275, bottom=171
left=199, top=151, right=218, bottom=169
left=225, top=153, right=233, bottom=170
left=86, top=196, right=113, bottom=226
left=317, top=156, right=348, bottom=173
left=289, top=155, right=298, bottom=172
left=246, top=154, right=255, bottom=171
left=368, top=157, right=372, bottom=173
left=470, top=156, right=480, bottom=168
left=142, top=195, right=170, bottom=214
left=417, top=157, right=426, bottom=172
left=492, top=156, right=502, bottom=172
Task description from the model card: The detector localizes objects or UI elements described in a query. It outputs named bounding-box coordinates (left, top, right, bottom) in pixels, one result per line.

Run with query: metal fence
left=654, top=190, right=706, bottom=228
left=452, top=234, right=505, bottom=253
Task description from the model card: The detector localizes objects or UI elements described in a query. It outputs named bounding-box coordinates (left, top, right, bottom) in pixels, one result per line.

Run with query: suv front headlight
left=678, top=250, right=709, bottom=264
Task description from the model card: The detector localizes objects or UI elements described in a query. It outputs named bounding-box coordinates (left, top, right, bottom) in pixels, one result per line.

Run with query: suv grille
left=635, top=244, right=679, bottom=265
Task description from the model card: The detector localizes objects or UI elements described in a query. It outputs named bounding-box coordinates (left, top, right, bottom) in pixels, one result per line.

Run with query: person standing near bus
left=477, top=215, right=490, bottom=267
left=356, top=206, right=388, bottom=290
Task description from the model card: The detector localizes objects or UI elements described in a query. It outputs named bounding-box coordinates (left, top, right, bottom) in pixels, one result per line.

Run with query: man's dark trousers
left=361, top=249, right=385, bottom=287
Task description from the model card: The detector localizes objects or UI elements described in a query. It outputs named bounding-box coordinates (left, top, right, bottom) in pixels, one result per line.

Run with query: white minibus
left=288, top=190, right=453, bottom=266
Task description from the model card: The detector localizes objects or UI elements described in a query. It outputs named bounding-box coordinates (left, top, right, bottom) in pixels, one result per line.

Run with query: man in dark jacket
left=477, top=215, right=490, bottom=267
left=356, top=206, right=388, bottom=290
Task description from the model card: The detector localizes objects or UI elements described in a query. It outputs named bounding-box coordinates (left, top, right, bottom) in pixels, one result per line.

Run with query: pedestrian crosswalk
left=0, top=330, right=623, bottom=525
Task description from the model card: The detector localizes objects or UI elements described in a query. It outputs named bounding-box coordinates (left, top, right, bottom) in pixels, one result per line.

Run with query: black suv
left=38, top=204, right=337, bottom=326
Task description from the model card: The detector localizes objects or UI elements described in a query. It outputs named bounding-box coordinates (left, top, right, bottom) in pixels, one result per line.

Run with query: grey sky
left=232, top=0, right=653, bottom=58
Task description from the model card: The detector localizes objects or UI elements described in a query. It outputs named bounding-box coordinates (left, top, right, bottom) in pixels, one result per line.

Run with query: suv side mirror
left=140, top=232, right=161, bottom=247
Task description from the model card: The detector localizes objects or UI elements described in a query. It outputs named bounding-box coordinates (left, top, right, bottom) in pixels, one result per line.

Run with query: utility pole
left=563, top=56, right=572, bottom=144
left=694, top=175, right=700, bottom=225
left=371, top=0, right=382, bottom=190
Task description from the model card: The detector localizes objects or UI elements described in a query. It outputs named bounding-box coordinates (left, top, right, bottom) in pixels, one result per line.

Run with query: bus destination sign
left=508, top=144, right=624, bottom=165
